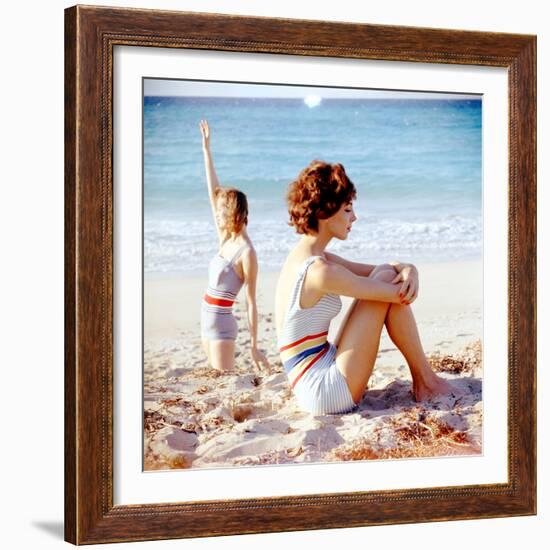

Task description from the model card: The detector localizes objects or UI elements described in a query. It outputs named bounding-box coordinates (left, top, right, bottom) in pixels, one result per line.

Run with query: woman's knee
left=370, top=263, right=395, bottom=278
left=371, top=268, right=396, bottom=283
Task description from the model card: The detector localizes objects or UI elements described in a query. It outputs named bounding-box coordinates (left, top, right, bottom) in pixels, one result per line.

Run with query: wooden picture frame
left=64, top=4, right=536, bottom=545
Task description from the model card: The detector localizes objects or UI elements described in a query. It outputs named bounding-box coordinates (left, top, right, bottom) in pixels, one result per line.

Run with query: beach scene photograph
left=143, top=78, right=483, bottom=471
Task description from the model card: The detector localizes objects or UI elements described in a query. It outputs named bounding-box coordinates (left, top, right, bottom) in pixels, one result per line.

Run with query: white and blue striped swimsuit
left=278, top=256, right=356, bottom=415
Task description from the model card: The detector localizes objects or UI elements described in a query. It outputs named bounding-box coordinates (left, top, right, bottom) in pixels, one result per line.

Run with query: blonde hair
left=215, top=187, right=248, bottom=234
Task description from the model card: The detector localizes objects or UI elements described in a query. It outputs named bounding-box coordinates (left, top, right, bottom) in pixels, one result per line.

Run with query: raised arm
left=242, top=248, right=270, bottom=370
left=199, top=120, right=223, bottom=241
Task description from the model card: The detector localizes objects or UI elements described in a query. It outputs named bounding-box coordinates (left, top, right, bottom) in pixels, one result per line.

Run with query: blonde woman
left=199, top=120, right=269, bottom=372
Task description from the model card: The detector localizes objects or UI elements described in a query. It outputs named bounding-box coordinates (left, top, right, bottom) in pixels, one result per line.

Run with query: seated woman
left=199, top=120, right=269, bottom=372
left=275, top=160, right=453, bottom=414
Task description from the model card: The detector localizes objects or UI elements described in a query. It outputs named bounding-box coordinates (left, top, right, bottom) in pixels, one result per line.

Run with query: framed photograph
left=65, top=4, right=536, bottom=545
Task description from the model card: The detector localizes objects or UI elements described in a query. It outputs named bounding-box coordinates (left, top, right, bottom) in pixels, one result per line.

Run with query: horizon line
left=144, top=94, right=481, bottom=100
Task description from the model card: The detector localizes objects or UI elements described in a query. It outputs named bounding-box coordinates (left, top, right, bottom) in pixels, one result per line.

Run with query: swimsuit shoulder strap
left=287, top=255, right=324, bottom=313
left=229, top=243, right=248, bottom=265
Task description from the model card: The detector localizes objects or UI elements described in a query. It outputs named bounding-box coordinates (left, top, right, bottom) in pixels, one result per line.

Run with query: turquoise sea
left=144, top=93, right=482, bottom=273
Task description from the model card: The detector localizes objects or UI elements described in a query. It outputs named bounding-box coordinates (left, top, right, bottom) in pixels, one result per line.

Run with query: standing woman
left=275, top=160, right=453, bottom=415
left=199, top=120, right=269, bottom=372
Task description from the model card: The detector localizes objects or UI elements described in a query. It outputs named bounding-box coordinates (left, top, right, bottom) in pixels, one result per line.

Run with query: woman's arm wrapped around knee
left=388, top=261, right=419, bottom=304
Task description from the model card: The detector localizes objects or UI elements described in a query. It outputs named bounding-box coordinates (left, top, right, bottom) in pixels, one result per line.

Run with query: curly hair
left=286, top=160, right=357, bottom=235
left=214, top=187, right=248, bottom=234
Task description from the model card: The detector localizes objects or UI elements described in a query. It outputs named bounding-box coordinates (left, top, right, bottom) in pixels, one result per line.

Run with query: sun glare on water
left=304, top=95, right=322, bottom=108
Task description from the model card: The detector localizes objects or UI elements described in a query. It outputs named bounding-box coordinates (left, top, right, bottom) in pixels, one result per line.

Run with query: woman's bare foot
left=413, top=373, right=458, bottom=402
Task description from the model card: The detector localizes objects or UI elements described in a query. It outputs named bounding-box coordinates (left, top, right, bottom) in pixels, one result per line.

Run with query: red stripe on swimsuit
left=279, top=330, right=329, bottom=353
left=203, top=294, right=235, bottom=307
left=290, top=343, right=330, bottom=388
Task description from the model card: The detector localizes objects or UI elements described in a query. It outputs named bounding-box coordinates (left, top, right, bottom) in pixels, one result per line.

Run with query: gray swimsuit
left=201, top=245, right=246, bottom=341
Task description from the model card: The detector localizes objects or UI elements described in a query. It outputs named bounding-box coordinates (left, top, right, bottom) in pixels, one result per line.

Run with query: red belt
left=203, top=294, right=235, bottom=307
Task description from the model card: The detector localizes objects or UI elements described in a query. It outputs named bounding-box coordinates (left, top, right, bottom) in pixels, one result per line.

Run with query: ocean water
left=144, top=96, right=482, bottom=274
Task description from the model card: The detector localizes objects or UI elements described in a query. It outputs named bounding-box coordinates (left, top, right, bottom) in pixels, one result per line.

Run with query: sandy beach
left=144, top=259, right=483, bottom=470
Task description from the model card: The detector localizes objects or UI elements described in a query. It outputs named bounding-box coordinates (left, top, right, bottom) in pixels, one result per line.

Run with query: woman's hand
left=391, top=264, right=419, bottom=305
left=250, top=347, right=270, bottom=371
left=199, top=119, right=210, bottom=149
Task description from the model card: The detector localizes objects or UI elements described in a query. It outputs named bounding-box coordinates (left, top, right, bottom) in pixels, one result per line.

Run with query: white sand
left=144, top=259, right=483, bottom=470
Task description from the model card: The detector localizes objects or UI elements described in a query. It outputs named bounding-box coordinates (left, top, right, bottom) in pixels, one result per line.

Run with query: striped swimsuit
left=201, top=245, right=246, bottom=341
left=278, top=256, right=356, bottom=415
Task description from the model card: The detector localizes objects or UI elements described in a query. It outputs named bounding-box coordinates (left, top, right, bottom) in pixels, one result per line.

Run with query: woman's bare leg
left=334, top=266, right=394, bottom=403
left=202, top=338, right=211, bottom=364
left=207, top=340, right=235, bottom=372
left=384, top=304, right=453, bottom=400
left=334, top=264, right=453, bottom=403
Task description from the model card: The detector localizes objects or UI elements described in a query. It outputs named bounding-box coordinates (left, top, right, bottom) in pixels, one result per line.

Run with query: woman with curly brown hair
left=275, top=160, right=454, bottom=414
left=199, top=120, right=269, bottom=372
